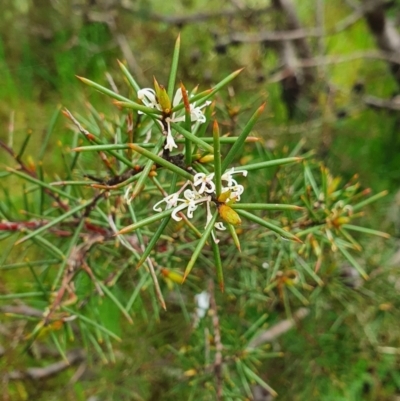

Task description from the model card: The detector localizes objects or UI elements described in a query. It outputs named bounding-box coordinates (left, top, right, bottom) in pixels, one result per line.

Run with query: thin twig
left=215, top=9, right=362, bottom=45
left=208, top=279, right=223, bottom=400
left=7, top=349, right=85, bottom=381
left=108, top=215, right=167, bottom=310
left=147, top=6, right=273, bottom=24
left=247, top=307, right=309, bottom=349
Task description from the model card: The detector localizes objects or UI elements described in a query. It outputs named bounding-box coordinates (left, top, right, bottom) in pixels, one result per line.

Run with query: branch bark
left=362, top=0, right=400, bottom=86
left=7, top=349, right=85, bottom=381
left=247, top=307, right=309, bottom=349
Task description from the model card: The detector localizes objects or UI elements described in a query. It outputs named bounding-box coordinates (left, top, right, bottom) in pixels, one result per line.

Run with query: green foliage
left=1, top=1, right=400, bottom=400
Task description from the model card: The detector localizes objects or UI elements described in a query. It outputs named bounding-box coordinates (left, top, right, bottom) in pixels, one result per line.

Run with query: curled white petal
left=183, top=189, right=197, bottom=201
left=215, top=222, right=226, bottom=231
left=124, top=184, right=132, bottom=205
left=186, top=203, right=198, bottom=219
left=171, top=203, right=190, bottom=221
left=153, top=192, right=180, bottom=212
left=222, top=168, right=248, bottom=187
left=194, top=173, right=215, bottom=194
left=137, top=88, right=159, bottom=110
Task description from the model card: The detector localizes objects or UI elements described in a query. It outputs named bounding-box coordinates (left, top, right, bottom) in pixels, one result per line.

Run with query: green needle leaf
left=117, top=59, right=140, bottom=93
left=6, top=167, right=76, bottom=202
left=352, top=190, right=388, bottom=212
left=117, top=208, right=174, bottom=235
left=236, top=209, right=302, bottom=243
left=183, top=212, right=218, bottom=281
left=129, top=143, right=193, bottom=181
left=227, top=223, right=241, bottom=252
left=221, top=103, right=265, bottom=172
left=171, top=68, right=244, bottom=114
left=232, top=203, right=303, bottom=211
left=170, top=122, right=214, bottom=153
left=244, top=157, right=302, bottom=172
left=16, top=199, right=95, bottom=245
left=211, top=235, right=224, bottom=292
left=337, top=242, right=369, bottom=280
left=168, top=34, right=181, bottom=99
left=97, top=282, right=133, bottom=324
left=342, top=224, right=390, bottom=238
left=213, top=120, right=222, bottom=197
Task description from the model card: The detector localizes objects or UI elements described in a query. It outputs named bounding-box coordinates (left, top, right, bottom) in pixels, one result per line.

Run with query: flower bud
left=153, top=77, right=171, bottom=113
left=217, top=190, right=232, bottom=203
left=218, top=204, right=241, bottom=225
left=199, top=154, right=214, bottom=163
left=161, top=268, right=183, bottom=284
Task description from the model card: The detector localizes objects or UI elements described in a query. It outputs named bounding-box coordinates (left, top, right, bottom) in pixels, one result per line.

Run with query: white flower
left=172, top=88, right=211, bottom=124
left=164, top=117, right=178, bottom=151
left=224, top=184, right=245, bottom=202
left=137, top=88, right=160, bottom=110
left=193, top=172, right=215, bottom=194
left=153, top=192, right=180, bottom=212
left=214, top=222, right=226, bottom=231
left=137, top=86, right=211, bottom=151
left=171, top=190, right=210, bottom=221
left=221, top=168, right=248, bottom=187
left=161, top=88, right=211, bottom=151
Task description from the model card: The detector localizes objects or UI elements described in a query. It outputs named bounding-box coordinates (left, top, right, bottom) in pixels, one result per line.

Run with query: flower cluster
left=138, top=87, right=211, bottom=151
left=152, top=168, right=247, bottom=242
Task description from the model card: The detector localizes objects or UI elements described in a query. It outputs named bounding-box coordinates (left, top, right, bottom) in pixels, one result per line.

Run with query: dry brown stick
left=108, top=215, right=167, bottom=310
left=361, top=0, right=400, bottom=86
left=147, top=6, right=273, bottom=25
left=215, top=9, right=362, bottom=47
left=0, top=305, right=44, bottom=318
left=7, top=349, right=85, bottom=381
left=272, top=0, right=316, bottom=85
left=45, top=233, right=105, bottom=324
left=247, top=307, right=309, bottom=349
left=297, top=50, right=400, bottom=68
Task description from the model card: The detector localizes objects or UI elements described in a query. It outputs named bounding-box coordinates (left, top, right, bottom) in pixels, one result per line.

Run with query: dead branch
left=361, top=0, right=400, bottom=86
left=0, top=305, right=44, bottom=318
left=247, top=307, right=309, bottom=349
left=7, top=349, right=85, bottom=381
left=272, top=0, right=315, bottom=85
left=216, top=9, right=362, bottom=46
left=148, top=6, right=273, bottom=25
left=44, top=233, right=106, bottom=324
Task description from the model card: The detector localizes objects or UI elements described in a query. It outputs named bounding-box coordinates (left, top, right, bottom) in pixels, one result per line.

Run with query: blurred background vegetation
left=1, top=0, right=400, bottom=400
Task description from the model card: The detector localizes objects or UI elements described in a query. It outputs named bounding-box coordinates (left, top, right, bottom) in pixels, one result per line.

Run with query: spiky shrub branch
left=0, top=36, right=388, bottom=399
